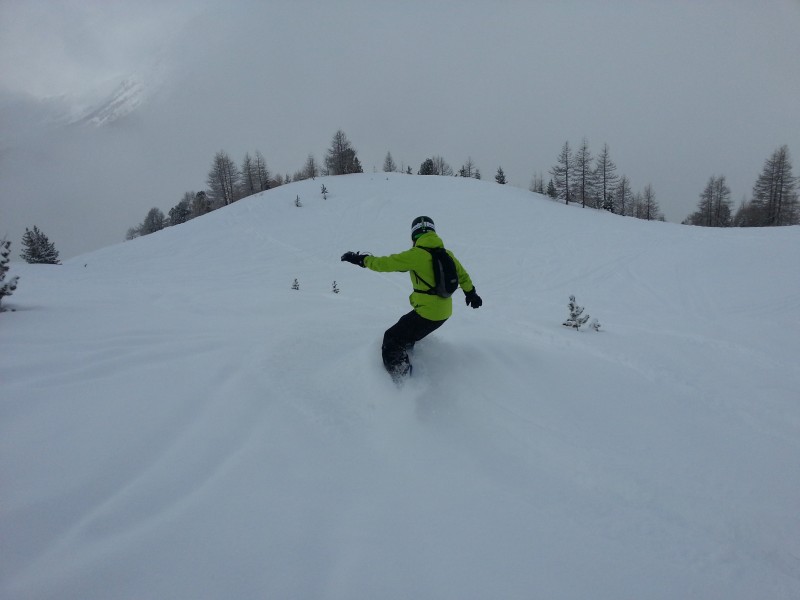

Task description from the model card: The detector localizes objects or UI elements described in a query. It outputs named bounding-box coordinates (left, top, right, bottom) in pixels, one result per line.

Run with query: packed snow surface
left=2, top=174, right=799, bottom=599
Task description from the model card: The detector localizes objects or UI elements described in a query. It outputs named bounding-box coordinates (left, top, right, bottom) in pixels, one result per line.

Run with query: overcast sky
left=2, top=0, right=799, bottom=259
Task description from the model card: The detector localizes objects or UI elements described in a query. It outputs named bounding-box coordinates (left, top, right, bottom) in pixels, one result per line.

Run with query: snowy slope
left=68, top=77, right=147, bottom=127
left=2, top=174, right=800, bottom=599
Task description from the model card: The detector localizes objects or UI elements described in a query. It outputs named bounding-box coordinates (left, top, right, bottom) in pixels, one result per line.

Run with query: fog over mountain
left=1, top=1, right=799, bottom=259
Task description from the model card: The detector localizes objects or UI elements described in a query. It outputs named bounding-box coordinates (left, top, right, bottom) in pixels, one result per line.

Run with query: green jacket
left=363, top=231, right=474, bottom=321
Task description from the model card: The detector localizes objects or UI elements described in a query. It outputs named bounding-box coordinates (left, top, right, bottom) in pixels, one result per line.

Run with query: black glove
left=464, top=288, right=482, bottom=309
left=341, top=251, right=368, bottom=268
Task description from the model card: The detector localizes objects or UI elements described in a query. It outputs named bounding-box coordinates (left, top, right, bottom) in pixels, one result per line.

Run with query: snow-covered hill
left=2, top=174, right=799, bottom=599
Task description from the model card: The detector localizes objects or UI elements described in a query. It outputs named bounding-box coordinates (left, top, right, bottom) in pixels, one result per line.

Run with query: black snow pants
left=382, top=310, right=447, bottom=378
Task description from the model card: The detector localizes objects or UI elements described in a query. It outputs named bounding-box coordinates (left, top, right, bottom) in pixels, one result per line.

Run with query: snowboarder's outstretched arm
left=343, top=247, right=425, bottom=273
left=341, top=251, right=369, bottom=267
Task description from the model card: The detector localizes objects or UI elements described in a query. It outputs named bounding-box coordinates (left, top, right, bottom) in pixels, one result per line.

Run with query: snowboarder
left=341, top=216, right=482, bottom=382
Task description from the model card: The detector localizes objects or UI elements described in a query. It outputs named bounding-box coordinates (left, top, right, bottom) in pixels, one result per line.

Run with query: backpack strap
left=412, top=247, right=437, bottom=295
left=412, top=270, right=437, bottom=294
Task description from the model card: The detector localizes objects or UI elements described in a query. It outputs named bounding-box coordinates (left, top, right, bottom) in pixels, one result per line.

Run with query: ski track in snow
left=2, top=174, right=800, bottom=599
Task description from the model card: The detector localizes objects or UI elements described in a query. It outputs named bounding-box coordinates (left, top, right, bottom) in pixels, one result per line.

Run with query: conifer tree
left=686, top=175, right=732, bottom=227
left=639, top=184, right=664, bottom=221
left=616, top=175, right=633, bottom=216
left=529, top=173, right=544, bottom=194
left=750, top=145, right=798, bottom=226
left=191, top=191, right=212, bottom=218
left=383, top=152, right=397, bottom=172
left=546, top=179, right=558, bottom=199
left=563, top=295, right=590, bottom=330
left=495, top=166, right=507, bottom=184
left=459, top=157, right=477, bottom=178
left=732, top=198, right=761, bottom=227
left=240, top=153, right=258, bottom=198
left=418, top=158, right=436, bottom=175
left=1, top=238, right=19, bottom=311
left=432, top=155, right=453, bottom=176
left=303, top=154, right=320, bottom=180
left=20, top=226, right=60, bottom=264
left=550, top=141, right=573, bottom=204
left=254, top=150, right=271, bottom=191
left=245, top=152, right=271, bottom=191
left=206, top=150, right=241, bottom=206
left=325, top=130, right=362, bottom=176
left=573, top=138, right=595, bottom=208
left=169, top=194, right=192, bottom=226
left=595, top=143, right=619, bottom=210
left=140, top=208, right=166, bottom=235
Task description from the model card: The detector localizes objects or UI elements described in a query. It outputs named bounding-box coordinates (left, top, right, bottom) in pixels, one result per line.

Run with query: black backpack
left=414, top=247, right=459, bottom=298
